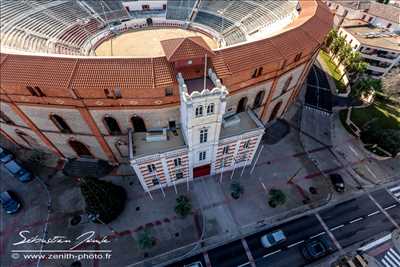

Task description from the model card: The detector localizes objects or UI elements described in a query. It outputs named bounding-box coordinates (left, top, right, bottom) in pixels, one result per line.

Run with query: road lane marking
left=385, top=252, right=399, bottom=267
left=389, top=185, right=400, bottom=192
left=287, top=240, right=304, bottom=248
left=388, top=249, right=400, bottom=265
left=237, top=262, right=250, bottom=267
left=262, top=249, right=282, bottom=258
left=330, top=224, right=345, bottom=231
left=310, top=232, right=325, bottom=239
left=365, top=166, right=377, bottom=178
left=358, top=234, right=392, bottom=251
left=368, top=193, right=400, bottom=230
left=315, top=213, right=343, bottom=251
left=389, top=248, right=400, bottom=261
left=382, top=258, right=392, bottom=267
left=349, top=217, right=363, bottom=224
left=367, top=211, right=380, bottom=217
left=349, top=146, right=359, bottom=156
left=384, top=204, right=397, bottom=210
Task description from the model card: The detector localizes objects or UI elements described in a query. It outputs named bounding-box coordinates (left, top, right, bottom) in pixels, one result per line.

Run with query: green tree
left=325, top=29, right=338, bottom=49
left=174, top=195, right=192, bottom=218
left=336, top=44, right=353, bottom=70
left=80, top=177, right=126, bottom=224
left=268, top=189, right=287, bottom=208
left=352, top=78, right=382, bottom=99
left=362, top=128, right=400, bottom=157
left=137, top=229, right=156, bottom=250
left=330, top=36, right=346, bottom=60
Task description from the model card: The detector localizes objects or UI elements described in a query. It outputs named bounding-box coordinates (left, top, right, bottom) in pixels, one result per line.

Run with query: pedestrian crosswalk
left=381, top=248, right=400, bottom=267
left=388, top=185, right=400, bottom=202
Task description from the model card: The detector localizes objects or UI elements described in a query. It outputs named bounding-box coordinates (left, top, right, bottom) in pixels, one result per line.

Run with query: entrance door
left=193, top=164, right=211, bottom=178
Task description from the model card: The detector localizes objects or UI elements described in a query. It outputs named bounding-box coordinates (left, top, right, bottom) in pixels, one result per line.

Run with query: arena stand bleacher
left=0, top=0, right=299, bottom=55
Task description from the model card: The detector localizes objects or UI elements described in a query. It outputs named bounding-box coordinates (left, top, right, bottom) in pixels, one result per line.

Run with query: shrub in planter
left=230, top=182, right=244, bottom=199
left=174, top=195, right=192, bottom=218
left=268, top=189, right=286, bottom=208
left=137, top=229, right=156, bottom=250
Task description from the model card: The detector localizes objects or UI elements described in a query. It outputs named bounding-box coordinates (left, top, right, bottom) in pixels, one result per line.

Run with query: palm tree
left=339, top=52, right=367, bottom=82
left=325, top=29, right=338, bottom=49
left=336, top=44, right=352, bottom=70
left=330, top=36, right=345, bottom=61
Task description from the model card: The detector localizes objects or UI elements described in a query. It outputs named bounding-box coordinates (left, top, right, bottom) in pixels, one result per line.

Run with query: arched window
left=253, top=91, right=265, bottom=109
left=68, top=139, right=92, bottom=158
left=50, top=114, right=72, bottom=133
left=282, top=76, right=293, bottom=94
left=0, top=111, right=15, bottom=125
left=195, top=106, right=203, bottom=117
left=103, top=116, right=122, bottom=135
left=207, top=103, right=214, bottom=115
left=237, top=97, right=248, bottom=113
left=131, top=116, right=146, bottom=132
left=15, top=130, right=38, bottom=148
left=269, top=101, right=283, bottom=122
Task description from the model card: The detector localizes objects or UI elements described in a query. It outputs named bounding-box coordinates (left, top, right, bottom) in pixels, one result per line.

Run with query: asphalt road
left=165, top=187, right=400, bottom=267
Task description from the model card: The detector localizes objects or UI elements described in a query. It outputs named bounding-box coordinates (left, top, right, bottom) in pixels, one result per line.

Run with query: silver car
left=260, top=229, right=286, bottom=248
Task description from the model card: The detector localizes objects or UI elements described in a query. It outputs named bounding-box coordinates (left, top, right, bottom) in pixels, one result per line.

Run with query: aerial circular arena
left=0, top=0, right=332, bottom=170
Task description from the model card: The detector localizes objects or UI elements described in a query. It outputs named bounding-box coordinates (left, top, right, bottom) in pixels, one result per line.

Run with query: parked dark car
left=329, top=173, right=345, bottom=192
left=0, top=147, right=13, bottom=163
left=4, top=160, right=33, bottom=182
left=0, top=191, right=21, bottom=214
left=301, top=236, right=334, bottom=261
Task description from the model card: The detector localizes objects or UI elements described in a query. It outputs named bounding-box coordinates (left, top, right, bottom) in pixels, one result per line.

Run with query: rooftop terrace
left=220, top=111, right=264, bottom=140
left=344, top=25, right=400, bottom=52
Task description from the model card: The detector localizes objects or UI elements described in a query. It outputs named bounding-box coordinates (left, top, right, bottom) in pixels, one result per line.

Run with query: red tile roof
left=161, top=36, right=215, bottom=62
left=0, top=0, right=333, bottom=105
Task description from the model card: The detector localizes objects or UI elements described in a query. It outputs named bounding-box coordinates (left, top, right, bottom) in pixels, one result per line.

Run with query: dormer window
left=195, top=105, right=203, bottom=117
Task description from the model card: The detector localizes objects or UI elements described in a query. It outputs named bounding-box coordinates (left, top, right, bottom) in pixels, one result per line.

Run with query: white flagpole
left=219, top=158, right=224, bottom=184
left=156, top=173, right=165, bottom=198
left=250, top=145, right=264, bottom=174
left=230, top=160, right=236, bottom=180
left=240, top=153, right=248, bottom=178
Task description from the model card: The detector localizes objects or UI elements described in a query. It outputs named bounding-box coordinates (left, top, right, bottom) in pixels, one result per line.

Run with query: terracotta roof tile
left=153, top=57, right=176, bottom=87
left=71, top=58, right=155, bottom=90
left=161, top=36, right=215, bottom=62
left=0, top=54, right=76, bottom=88
left=217, top=39, right=283, bottom=73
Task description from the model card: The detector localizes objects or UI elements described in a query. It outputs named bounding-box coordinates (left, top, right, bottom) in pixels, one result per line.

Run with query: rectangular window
left=152, top=178, right=159, bottom=185
left=165, top=88, right=173, bottom=96
left=207, top=103, right=214, bottom=115
left=200, top=129, right=208, bottom=143
left=222, top=146, right=229, bottom=155
left=147, top=164, right=156, bottom=173
left=174, top=158, right=182, bottom=167
left=195, top=106, right=203, bottom=117
left=199, top=151, right=206, bottom=161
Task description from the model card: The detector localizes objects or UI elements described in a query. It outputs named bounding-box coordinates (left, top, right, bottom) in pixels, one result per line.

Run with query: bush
left=268, top=189, right=286, bottom=208
left=137, top=229, right=155, bottom=250
left=361, top=128, right=400, bottom=157
left=80, top=177, right=126, bottom=224
left=174, top=195, right=192, bottom=218
left=230, top=182, right=244, bottom=199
